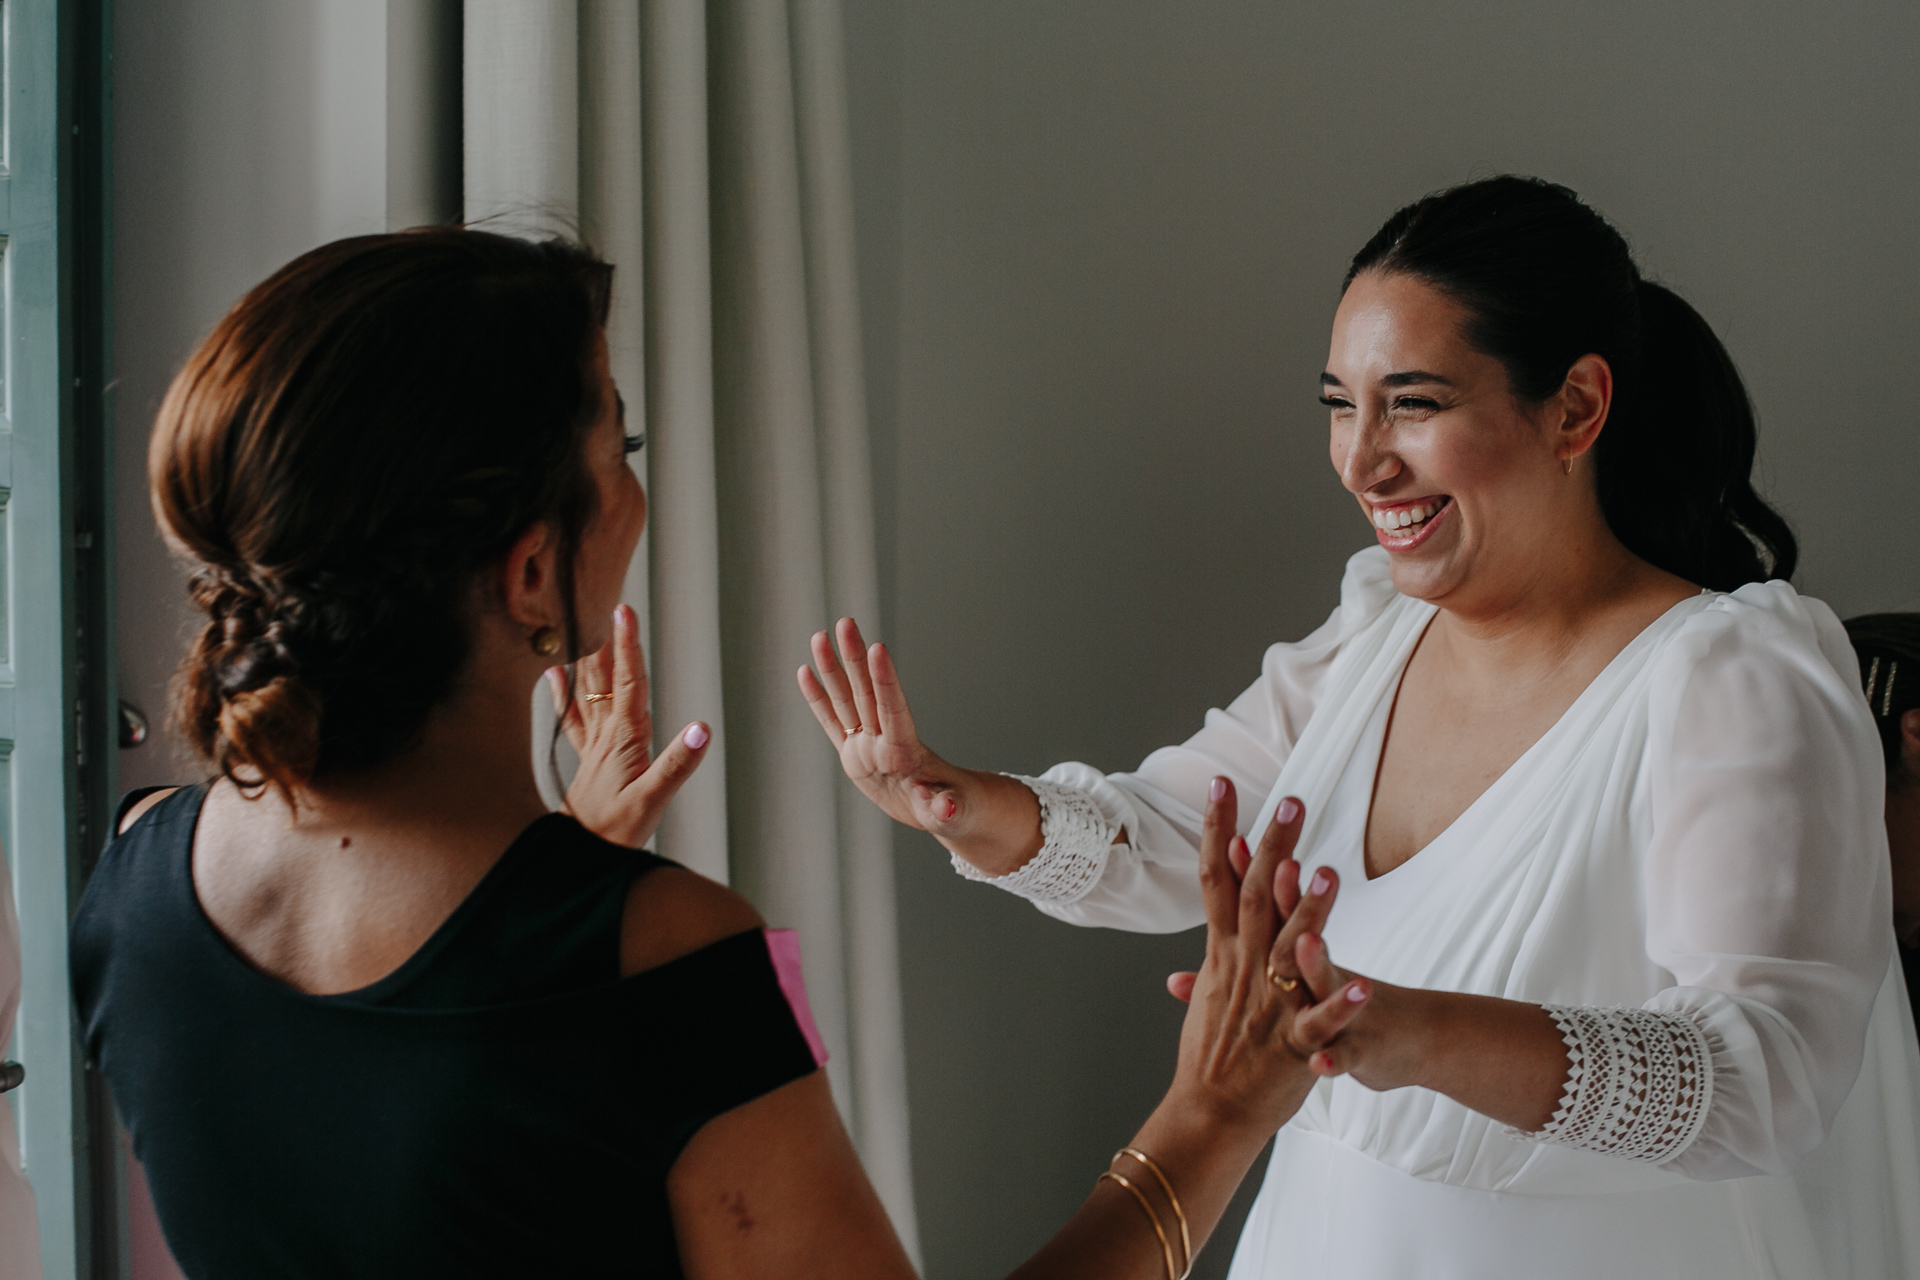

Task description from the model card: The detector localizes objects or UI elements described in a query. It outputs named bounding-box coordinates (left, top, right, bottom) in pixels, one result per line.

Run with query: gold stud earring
left=531, top=626, right=562, bottom=657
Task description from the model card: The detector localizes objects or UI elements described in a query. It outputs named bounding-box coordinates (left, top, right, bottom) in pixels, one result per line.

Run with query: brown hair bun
left=153, top=228, right=612, bottom=801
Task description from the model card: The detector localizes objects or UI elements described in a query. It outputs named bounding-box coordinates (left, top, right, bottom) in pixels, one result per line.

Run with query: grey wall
left=845, top=2, right=1920, bottom=1277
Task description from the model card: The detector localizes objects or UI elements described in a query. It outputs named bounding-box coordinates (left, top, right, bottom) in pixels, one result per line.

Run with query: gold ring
left=1266, top=966, right=1298, bottom=992
left=582, top=692, right=613, bottom=703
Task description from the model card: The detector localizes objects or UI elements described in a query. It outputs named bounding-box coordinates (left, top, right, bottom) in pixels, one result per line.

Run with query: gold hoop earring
left=1563, top=458, right=1573, bottom=476
left=531, top=626, right=562, bottom=657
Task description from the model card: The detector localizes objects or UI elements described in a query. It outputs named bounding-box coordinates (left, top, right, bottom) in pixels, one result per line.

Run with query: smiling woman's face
left=1322, top=269, right=1577, bottom=608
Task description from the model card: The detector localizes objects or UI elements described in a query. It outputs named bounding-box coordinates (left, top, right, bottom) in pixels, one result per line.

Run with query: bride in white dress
left=799, top=176, right=1920, bottom=1278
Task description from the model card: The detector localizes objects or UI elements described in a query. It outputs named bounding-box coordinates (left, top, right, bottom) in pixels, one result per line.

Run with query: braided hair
left=152, top=228, right=613, bottom=802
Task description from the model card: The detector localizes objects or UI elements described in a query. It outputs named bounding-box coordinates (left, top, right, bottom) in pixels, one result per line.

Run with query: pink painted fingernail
left=684, top=723, right=710, bottom=750
left=1277, top=797, right=1302, bottom=824
left=1310, top=868, right=1332, bottom=896
left=1208, top=777, right=1228, bottom=802
left=1347, top=984, right=1368, bottom=1003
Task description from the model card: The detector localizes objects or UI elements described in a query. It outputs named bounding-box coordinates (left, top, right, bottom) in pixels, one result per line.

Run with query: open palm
left=797, top=618, right=966, bottom=835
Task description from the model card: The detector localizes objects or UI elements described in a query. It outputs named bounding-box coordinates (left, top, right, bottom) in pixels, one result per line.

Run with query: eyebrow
left=1319, top=370, right=1456, bottom=389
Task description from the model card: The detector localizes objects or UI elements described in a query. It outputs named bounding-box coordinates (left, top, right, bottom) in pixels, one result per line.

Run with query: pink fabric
left=128, top=1152, right=186, bottom=1280
left=764, top=929, right=829, bottom=1067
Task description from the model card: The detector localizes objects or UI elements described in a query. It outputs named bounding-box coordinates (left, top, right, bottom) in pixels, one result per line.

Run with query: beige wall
left=845, top=2, right=1920, bottom=1276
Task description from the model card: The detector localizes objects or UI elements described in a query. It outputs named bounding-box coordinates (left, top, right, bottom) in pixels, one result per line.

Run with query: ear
left=499, top=521, right=561, bottom=631
left=1556, top=353, right=1614, bottom=466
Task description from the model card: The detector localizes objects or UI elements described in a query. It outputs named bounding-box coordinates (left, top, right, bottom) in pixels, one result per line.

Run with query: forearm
left=1004, top=1088, right=1274, bottom=1280
left=1397, top=989, right=1568, bottom=1132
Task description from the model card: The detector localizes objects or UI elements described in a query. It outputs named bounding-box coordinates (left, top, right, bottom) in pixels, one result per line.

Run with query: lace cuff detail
left=949, top=775, right=1115, bottom=906
left=1513, top=1004, right=1714, bottom=1164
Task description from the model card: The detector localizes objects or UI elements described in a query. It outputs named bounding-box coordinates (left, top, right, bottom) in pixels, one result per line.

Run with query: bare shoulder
left=118, top=787, right=183, bottom=836
left=620, top=863, right=765, bottom=978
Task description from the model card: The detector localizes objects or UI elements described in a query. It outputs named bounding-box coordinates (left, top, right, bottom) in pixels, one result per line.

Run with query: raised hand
left=1166, top=796, right=1316, bottom=1002
left=1168, top=780, right=1371, bottom=1131
left=798, top=618, right=975, bottom=835
left=553, top=604, right=711, bottom=848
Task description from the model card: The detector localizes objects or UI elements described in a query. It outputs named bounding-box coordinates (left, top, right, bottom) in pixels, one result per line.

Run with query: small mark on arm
left=721, top=1190, right=756, bottom=1235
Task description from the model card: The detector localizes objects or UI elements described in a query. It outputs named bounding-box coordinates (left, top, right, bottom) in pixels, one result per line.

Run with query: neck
left=1424, top=514, right=1689, bottom=675
left=289, top=664, right=549, bottom=840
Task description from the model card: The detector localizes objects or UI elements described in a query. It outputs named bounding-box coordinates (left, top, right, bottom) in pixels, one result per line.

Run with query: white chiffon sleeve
left=950, top=552, right=1400, bottom=934
left=1538, top=585, right=1892, bottom=1180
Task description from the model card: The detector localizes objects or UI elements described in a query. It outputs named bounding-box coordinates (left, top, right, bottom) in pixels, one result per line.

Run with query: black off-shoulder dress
left=70, top=783, right=822, bottom=1279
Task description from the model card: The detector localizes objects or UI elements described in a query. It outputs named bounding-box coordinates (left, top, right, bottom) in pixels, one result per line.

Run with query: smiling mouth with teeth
left=1370, top=496, right=1452, bottom=541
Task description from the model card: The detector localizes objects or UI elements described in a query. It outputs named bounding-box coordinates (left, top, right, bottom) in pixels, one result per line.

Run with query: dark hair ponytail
left=1346, top=176, right=1796, bottom=591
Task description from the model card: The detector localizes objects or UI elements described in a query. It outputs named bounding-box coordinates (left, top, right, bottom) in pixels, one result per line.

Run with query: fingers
left=1292, top=930, right=1347, bottom=1005
left=1229, top=835, right=1252, bottom=881
left=910, top=780, right=961, bottom=828
left=1273, top=858, right=1302, bottom=922
left=1291, top=975, right=1370, bottom=1056
left=548, top=668, right=586, bottom=751
left=867, top=642, right=923, bottom=746
left=835, top=618, right=882, bottom=736
left=1198, top=778, right=1240, bottom=939
left=1257, top=797, right=1305, bottom=919
left=1270, top=862, right=1338, bottom=986
left=807, top=630, right=862, bottom=735
left=619, top=722, right=713, bottom=847
left=1166, top=971, right=1197, bottom=1003
left=579, top=627, right=615, bottom=708
left=1238, top=797, right=1298, bottom=949
left=608, top=605, right=648, bottom=734
left=1253, top=796, right=1304, bottom=873
left=796, top=665, right=850, bottom=743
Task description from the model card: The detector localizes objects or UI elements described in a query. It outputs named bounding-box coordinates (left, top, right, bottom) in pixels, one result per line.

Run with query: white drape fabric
left=463, top=0, right=917, bottom=1253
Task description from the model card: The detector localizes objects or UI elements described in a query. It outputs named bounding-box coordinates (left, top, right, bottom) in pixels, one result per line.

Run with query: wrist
left=1397, top=986, right=1446, bottom=1092
left=1144, top=1081, right=1275, bottom=1168
left=939, top=770, right=1043, bottom=877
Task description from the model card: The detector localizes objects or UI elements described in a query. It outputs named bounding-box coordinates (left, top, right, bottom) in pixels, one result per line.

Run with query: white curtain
left=464, top=0, right=918, bottom=1255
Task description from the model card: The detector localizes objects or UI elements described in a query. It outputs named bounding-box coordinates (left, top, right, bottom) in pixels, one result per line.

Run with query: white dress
left=961, top=548, right=1920, bottom=1279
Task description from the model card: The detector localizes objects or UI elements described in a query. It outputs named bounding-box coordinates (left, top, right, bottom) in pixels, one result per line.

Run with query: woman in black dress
left=72, top=228, right=1368, bottom=1278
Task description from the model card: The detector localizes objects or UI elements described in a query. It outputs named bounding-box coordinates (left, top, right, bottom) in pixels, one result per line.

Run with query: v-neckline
left=1357, top=591, right=1709, bottom=883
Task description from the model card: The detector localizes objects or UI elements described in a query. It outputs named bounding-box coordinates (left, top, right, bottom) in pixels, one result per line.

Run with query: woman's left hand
left=553, top=604, right=712, bottom=848
left=1284, top=930, right=1433, bottom=1091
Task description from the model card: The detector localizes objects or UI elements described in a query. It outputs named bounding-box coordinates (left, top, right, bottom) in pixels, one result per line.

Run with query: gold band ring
left=581, top=692, right=613, bottom=704
left=1266, top=966, right=1298, bottom=992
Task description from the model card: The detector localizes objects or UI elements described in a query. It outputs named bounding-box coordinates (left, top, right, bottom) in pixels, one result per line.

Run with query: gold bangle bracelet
left=1116, top=1147, right=1192, bottom=1277
left=1097, top=1170, right=1179, bottom=1280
